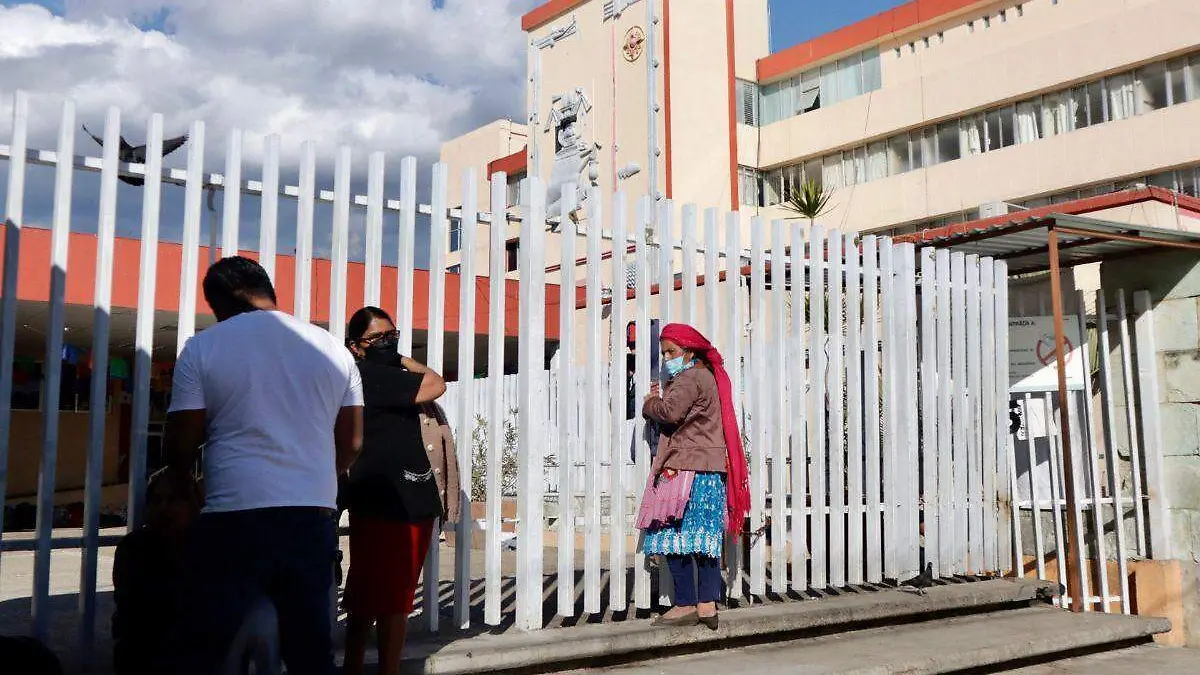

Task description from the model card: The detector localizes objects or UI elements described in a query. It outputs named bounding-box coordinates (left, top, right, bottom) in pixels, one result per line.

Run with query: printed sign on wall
left=1009, top=316, right=1086, bottom=393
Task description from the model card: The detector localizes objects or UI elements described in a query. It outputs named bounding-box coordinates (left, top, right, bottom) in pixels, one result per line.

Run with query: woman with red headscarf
left=639, top=323, right=750, bottom=630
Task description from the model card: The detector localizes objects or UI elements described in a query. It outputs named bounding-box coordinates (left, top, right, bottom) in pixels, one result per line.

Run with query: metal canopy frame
left=909, top=214, right=1200, bottom=612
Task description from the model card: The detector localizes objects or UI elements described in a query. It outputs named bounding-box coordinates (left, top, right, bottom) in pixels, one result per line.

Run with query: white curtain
left=867, top=142, right=888, bottom=181
left=822, top=155, right=843, bottom=190
left=1107, top=74, right=1136, bottom=121
left=841, top=152, right=857, bottom=187
left=1015, top=102, right=1040, bottom=144
left=961, top=116, right=984, bottom=155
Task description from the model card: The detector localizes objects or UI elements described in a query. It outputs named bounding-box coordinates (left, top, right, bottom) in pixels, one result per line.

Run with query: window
left=938, top=32, right=945, bottom=44
left=737, top=79, right=759, bottom=125
left=738, top=166, right=762, bottom=207
left=752, top=48, right=880, bottom=126
left=1168, top=59, right=1189, bottom=105
left=961, top=114, right=986, bottom=155
left=1084, top=80, right=1105, bottom=126
left=447, top=264, right=462, bottom=275
left=449, top=219, right=462, bottom=253
left=936, top=122, right=961, bottom=163
left=505, top=240, right=520, bottom=273
left=1136, top=63, right=1170, bottom=113
left=983, top=16, right=991, bottom=29
left=887, top=134, right=912, bottom=175
left=506, top=174, right=524, bottom=207
left=999, top=9, right=1007, bottom=23
left=1189, top=55, right=1200, bottom=102
left=867, top=141, right=888, bottom=181
left=763, top=168, right=783, bottom=205
left=803, top=158, right=823, bottom=189
left=1014, top=100, right=1040, bottom=144
left=1069, top=87, right=1090, bottom=129
left=822, top=154, right=843, bottom=190
left=912, top=128, right=934, bottom=169
left=1016, top=4, right=1024, bottom=17
left=985, top=107, right=1013, bottom=150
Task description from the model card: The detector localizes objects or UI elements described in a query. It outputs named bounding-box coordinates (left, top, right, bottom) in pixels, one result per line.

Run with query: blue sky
left=768, top=0, right=904, bottom=51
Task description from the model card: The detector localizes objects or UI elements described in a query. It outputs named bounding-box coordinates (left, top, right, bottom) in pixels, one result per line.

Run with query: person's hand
left=644, top=381, right=660, bottom=403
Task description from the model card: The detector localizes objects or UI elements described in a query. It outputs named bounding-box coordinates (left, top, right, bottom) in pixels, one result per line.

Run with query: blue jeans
left=175, top=507, right=337, bottom=675
left=666, top=554, right=722, bottom=606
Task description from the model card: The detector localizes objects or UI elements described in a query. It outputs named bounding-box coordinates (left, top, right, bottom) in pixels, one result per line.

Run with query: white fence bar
left=127, top=114, right=164, bottom=529
left=748, top=216, right=768, bottom=597
left=1042, top=393, right=1069, bottom=602
left=0, top=91, right=28, bottom=560
left=258, top=135, right=280, bottom=282
left=993, top=261, right=1013, bottom=575
left=424, top=163, right=450, bottom=631
left=583, top=187, right=604, bottom=615
left=788, top=221, right=809, bottom=592
left=454, top=168, right=479, bottom=629
left=1076, top=291, right=1108, bottom=612
left=681, top=205, right=697, bottom=325
left=846, top=234, right=864, bottom=586
left=919, top=249, right=939, bottom=576
left=396, top=157, right=417, bottom=356
left=328, top=146, right=351, bottom=345
left=979, top=261, right=998, bottom=573
left=484, top=172, right=508, bottom=626
left=608, top=192, right=629, bottom=612
left=293, top=141, right=315, bottom=324
left=221, top=128, right=242, bottom=257
left=935, top=250, right=954, bottom=575
left=1132, top=291, right=1169, bottom=559
left=808, top=225, right=827, bottom=589
left=79, top=107, right=121, bottom=653
left=632, top=197, right=653, bottom=610
left=33, top=99, right=77, bottom=641
left=827, top=231, right=846, bottom=588
left=723, top=211, right=745, bottom=599
left=364, top=152, right=385, bottom=307
left=965, top=257, right=983, bottom=572
left=516, top=177, right=547, bottom=632
left=655, top=201, right=675, bottom=607
left=1024, top=392, right=1047, bottom=580
left=556, top=185, right=579, bottom=618
left=1095, top=291, right=1131, bottom=614
left=879, top=239, right=898, bottom=579
left=769, top=220, right=788, bottom=594
left=862, top=236, right=882, bottom=584
left=1114, top=290, right=1147, bottom=557
left=703, top=209, right=720, bottom=341
left=949, top=252, right=967, bottom=574
left=176, top=120, right=206, bottom=352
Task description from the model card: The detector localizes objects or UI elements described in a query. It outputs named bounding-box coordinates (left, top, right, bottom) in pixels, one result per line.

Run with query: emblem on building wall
left=623, top=26, right=646, bottom=62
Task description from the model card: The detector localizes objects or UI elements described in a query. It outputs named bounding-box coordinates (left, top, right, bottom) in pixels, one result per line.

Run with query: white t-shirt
left=169, top=310, right=363, bottom=513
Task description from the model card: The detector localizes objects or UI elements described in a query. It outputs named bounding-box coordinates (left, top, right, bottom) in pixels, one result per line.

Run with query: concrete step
left=554, top=607, right=1171, bottom=675
left=398, top=578, right=1064, bottom=674
left=1005, top=644, right=1199, bottom=674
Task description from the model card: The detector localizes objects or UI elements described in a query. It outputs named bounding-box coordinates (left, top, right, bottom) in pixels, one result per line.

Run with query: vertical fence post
left=176, top=120, right=206, bottom=352
left=681, top=205, right=697, bottom=325
left=583, top=188, right=604, bottom=615
left=862, top=237, right=882, bottom=583
left=827, top=231, right=846, bottom=588
left=979, top=258, right=998, bottom=574
left=769, top=220, right=788, bottom=594
left=293, top=141, right=315, bottom=323
left=845, top=234, right=864, bottom=585
left=516, top=177, right=547, bottom=631
left=484, top=172, right=509, bottom=626
left=936, top=250, right=955, bottom=574
left=748, top=217, right=768, bottom=596
left=608, top=192, right=629, bottom=612
left=33, top=99, right=77, bottom=641
left=0, top=91, right=30, bottom=562
left=1095, top=291, right=1131, bottom=613
left=880, top=238, right=898, bottom=579
left=1114, top=290, right=1147, bottom=558
left=632, top=197, right=653, bottom=610
left=329, top=146, right=351, bottom=345
left=919, top=248, right=939, bottom=576
left=453, top=169, right=479, bottom=629
left=724, top=212, right=745, bottom=600
left=221, top=129, right=242, bottom=257
left=127, top=115, right=165, bottom=530
left=556, top=185, right=579, bottom=617
left=364, top=152, right=385, bottom=307
left=79, top=106, right=121, bottom=652
left=901, top=246, right=921, bottom=576
left=396, top=157, right=417, bottom=355
left=965, top=256, right=983, bottom=572
left=1132, top=291, right=1169, bottom=560
left=424, top=163, right=449, bottom=632
left=258, top=135, right=280, bottom=282
left=789, top=221, right=809, bottom=592
left=994, top=261, right=1013, bottom=575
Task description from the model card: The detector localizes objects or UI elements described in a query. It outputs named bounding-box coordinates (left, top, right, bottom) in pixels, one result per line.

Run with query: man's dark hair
left=202, top=256, right=277, bottom=320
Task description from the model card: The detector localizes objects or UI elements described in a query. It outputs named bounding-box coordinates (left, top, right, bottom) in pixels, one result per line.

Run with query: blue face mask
left=663, top=355, right=692, bottom=379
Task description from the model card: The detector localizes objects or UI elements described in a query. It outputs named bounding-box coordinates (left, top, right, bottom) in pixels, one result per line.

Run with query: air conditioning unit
left=978, top=201, right=1011, bottom=219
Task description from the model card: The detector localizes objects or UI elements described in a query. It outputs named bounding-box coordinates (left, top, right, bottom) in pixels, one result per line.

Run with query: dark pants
left=666, top=554, right=722, bottom=606
left=175, top=507, right=337, bottom=675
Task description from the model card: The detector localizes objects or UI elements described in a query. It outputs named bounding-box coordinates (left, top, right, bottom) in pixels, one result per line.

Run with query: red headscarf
left=659, top=323, right=751, bottom=536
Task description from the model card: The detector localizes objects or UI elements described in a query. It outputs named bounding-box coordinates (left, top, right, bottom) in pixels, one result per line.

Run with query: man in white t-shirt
left=163, top=256, right=363, bottom=675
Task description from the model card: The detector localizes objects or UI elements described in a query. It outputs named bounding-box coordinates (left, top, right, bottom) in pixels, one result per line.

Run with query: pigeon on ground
left=81, top=124, right=189, bottom=186
left=899, top=562, right=935, bottom=595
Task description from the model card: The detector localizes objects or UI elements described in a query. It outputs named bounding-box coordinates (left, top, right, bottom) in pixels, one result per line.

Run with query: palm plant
left=782, top=180, right=835, bottom=226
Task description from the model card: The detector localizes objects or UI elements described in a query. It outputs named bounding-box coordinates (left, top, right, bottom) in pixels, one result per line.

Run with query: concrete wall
left=1100, top=249, right=1200, bottom=644
left=5, top=409, right=122, bottom=504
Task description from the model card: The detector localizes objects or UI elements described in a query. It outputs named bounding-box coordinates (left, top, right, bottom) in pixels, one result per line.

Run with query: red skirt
left=343, top=514, right=435, bottom=616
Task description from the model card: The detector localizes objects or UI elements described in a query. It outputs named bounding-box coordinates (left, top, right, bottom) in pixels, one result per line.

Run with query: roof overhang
left=897, top=213, right=1200, bottom=275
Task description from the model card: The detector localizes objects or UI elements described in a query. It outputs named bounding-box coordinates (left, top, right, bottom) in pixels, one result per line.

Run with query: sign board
left=1008, top=316, right=1086, bottom=393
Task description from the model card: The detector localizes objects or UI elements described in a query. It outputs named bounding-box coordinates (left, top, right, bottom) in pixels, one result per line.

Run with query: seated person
left=114, top=471, right=281, bottom=675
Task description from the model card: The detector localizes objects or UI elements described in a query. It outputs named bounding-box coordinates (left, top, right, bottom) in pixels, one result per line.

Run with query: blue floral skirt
left=641, top=472, right=726, bottom=558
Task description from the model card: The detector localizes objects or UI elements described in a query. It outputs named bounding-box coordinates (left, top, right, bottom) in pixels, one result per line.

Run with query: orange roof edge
left=522, top=0, right=587, bottom=32
left=757, top=0, right=987, bottom=83
left=487, top=146, right=528, bottom=178
left=893, top=187, right=1200, bottom=245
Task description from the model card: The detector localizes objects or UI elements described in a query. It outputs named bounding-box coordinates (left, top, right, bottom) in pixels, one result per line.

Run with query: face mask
left=663, top=355, right=691, bottom=379
left=363, top=335, right=401, bottom=364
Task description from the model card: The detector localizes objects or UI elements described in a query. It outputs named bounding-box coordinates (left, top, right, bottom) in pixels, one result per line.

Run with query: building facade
left=441, top=0, right=1200, bottom=270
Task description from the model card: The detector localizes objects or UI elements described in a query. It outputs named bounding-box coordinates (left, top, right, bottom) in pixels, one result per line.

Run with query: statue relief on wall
left=544, top=87, right=601, bottom=228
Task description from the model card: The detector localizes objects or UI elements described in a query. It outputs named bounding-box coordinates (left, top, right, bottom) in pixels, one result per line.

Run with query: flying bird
left=81, top=124, right=189, bottom=186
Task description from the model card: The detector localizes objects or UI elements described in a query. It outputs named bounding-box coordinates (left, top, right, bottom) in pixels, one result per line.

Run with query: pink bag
left=635, top=470, right=695, bottom=529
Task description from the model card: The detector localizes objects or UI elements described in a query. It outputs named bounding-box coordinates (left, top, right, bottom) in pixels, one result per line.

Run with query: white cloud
left=1, top=1, right=536, bottom=166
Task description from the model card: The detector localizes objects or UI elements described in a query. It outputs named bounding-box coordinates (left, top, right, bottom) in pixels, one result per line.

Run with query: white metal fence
left=1, top=92, right=1013, bottom=646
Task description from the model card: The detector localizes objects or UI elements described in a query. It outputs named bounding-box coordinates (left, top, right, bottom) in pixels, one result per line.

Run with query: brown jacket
left=643, top=366, right=728, bottom=475
left=418, top=402, right=462, bottom=523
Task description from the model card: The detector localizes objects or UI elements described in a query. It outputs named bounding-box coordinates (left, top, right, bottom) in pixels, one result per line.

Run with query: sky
left=0, top=0, right=905, bottom=268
